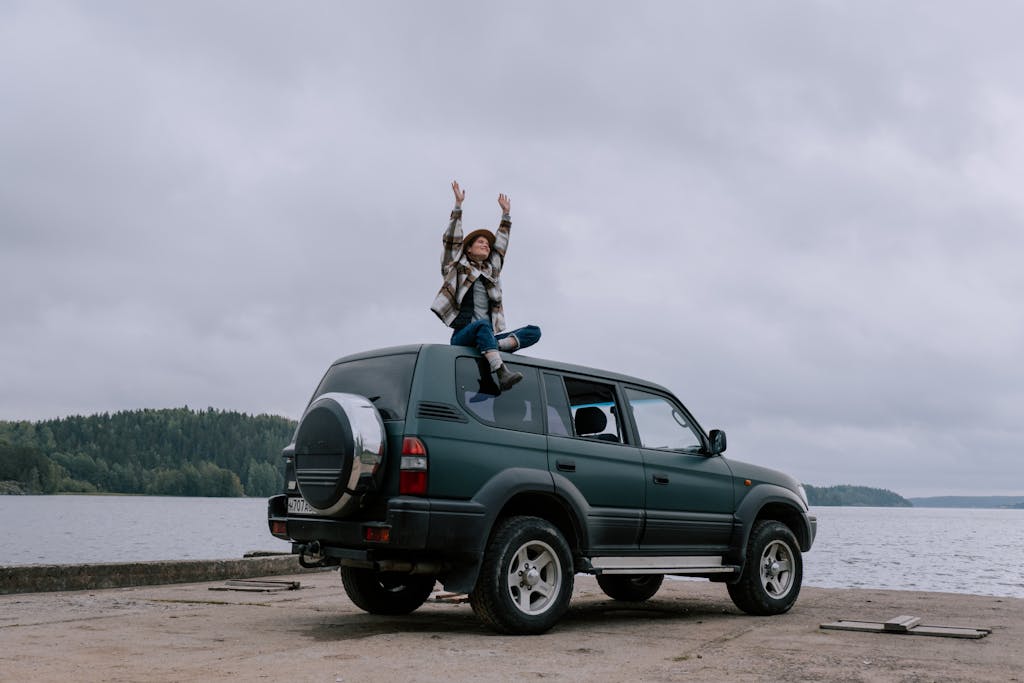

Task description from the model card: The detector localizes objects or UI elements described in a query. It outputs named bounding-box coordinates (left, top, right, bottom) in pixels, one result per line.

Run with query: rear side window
left=312, top=353, right=417, bottom=420
left=456, top=357, right=543, bottom=434
left=543, top=373, right=573, bottom=436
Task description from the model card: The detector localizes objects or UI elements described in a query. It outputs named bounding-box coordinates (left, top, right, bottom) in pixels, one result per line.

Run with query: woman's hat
left=463, top=229, right=496, bottom=252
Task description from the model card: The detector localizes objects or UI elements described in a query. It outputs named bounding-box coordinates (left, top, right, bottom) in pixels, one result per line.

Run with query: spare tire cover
left=293, top=392, right=386, bottom=516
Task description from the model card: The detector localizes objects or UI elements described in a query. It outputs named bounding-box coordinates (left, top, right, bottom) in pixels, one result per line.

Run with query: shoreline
left=3, top=556, right=1022, bottom=601
left=0, top=554, right=323, bottom=595
left=1, top=571, right=1020, bottom=682
left=6, top=489, right=1024, bottom=506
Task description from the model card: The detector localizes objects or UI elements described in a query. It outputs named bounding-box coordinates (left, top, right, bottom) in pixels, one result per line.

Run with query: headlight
left=797, top=485, right=809, bottom=507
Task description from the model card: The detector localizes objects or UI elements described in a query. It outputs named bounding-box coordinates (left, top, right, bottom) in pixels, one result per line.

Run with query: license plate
left=287, top=497, right=317, bottom=515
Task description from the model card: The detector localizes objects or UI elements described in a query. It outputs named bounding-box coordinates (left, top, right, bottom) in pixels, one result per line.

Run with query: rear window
left=311, top=353, right=417, bottom=420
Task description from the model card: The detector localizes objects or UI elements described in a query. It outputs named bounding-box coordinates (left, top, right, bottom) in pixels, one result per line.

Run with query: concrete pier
left=0, top=554, right=316, bottom=595
left=0, top=569, right=1020, bottom=682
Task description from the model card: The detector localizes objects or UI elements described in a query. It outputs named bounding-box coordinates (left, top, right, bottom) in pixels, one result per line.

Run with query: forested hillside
left=805, top=484, right=912, bottom=507
left=0, top=408, right=296, bottom=497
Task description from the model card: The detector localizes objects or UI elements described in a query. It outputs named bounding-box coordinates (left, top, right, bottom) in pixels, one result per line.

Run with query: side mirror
left=708, top=429, right=727, bottom=455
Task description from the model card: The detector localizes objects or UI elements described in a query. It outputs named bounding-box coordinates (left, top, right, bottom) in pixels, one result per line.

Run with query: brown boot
left=495, top=364, right=523, bottom=391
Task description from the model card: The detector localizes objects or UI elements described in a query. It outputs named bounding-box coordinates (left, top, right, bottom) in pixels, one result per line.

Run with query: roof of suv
left=331, top=344, right=676, bottom=396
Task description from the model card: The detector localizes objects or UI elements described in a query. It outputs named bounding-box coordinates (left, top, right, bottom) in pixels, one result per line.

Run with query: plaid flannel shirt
left=430, top=205, right=511, bottom=332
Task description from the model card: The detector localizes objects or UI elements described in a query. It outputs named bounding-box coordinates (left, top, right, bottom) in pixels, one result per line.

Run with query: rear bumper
left=267, top=494, right=489, bottom=559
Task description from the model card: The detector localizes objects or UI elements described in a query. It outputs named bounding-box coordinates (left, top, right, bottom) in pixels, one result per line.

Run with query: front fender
left=729, top=483, right=815, bottom=568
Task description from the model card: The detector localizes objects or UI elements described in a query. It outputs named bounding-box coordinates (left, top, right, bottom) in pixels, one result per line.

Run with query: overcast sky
left=3, top=2, right=1022, bottom=497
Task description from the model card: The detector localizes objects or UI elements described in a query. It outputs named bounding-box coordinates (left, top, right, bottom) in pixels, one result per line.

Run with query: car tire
left=727, top=520, right=802, bottom=615
left=470, top=516, right=574, bottom=635
left=340, top=567, right=436, bottom=615
left=597, top=574, right=664, bottom=602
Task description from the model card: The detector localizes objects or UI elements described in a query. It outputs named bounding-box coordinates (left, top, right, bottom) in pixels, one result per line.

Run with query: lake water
left=0, top=496, right=292, bottom=566
left=801, top=506, right=1023, bottom=598
left=1, top=497, right=1021, bottom=599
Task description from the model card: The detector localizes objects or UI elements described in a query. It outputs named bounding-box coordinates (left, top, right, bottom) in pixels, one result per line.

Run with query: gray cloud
left=2, top=1, right=1023, bottom=497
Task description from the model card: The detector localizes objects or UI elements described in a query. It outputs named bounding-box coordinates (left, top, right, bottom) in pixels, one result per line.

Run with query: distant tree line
left=804, top=484, right=911, bottom=507
left=0, top=407, right=296, bottom=497
left=908, top=495, right=1024, bottom=509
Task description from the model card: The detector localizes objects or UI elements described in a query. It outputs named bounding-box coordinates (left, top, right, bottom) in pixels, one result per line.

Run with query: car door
left=543, top=373, right=645, bottom=553
left=623, top=386, right=735, bottom=553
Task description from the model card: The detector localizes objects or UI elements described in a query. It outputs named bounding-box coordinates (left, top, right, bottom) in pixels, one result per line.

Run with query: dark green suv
left=268, top=344, right=816, bottom=634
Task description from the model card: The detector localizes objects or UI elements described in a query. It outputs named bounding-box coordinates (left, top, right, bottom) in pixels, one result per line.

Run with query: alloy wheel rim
left=759, top=539, right=795, bottom=598
left=505, top=539, right=562, bottom=615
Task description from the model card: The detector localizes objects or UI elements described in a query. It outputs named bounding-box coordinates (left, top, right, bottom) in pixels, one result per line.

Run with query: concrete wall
left=0, top=555, right=324, bottom=594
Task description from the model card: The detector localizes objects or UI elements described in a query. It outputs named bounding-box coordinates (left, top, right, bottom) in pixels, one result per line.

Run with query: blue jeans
left=450, top=319, right=541, bottom=354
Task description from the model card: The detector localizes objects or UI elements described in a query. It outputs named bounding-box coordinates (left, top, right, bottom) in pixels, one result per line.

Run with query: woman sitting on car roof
left=430, top=180, right=541, bottom=391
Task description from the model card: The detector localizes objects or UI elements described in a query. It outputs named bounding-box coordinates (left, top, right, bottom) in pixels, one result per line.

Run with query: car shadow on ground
left=302, top=596, right=744, bottom=641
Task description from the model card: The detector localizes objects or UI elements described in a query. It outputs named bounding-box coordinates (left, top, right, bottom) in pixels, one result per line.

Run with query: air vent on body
left=417, top=401, right=469, bottom=423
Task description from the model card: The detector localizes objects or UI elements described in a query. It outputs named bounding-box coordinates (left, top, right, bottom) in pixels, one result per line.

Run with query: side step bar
left=590, top=555, right=738, bottom=575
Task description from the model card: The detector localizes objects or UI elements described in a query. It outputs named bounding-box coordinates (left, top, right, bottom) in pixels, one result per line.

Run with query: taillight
left=400, top=437, right=428, bottom=495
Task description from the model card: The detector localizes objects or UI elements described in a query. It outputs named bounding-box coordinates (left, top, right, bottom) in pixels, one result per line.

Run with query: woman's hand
left=498, top=193, right=510, bottom=214
left=452, top=180, right=466, bottom=207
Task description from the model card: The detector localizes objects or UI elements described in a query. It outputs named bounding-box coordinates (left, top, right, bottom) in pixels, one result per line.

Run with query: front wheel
left=340, top=567, right=435, bottom=615
left=727, top=520, right=802, bottom=615
left=597, top=574, right=664, bottom=602
left=470, top=516, right=574, bottom=634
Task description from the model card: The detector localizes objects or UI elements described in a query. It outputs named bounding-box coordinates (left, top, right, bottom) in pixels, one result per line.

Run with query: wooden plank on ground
left=820, top=619, right=990, bottom=639
left=883, top=615, right=922, bottom=632
left=209, top=579, right=301, bottom=592
left=910, top=625, right=993, bottom=639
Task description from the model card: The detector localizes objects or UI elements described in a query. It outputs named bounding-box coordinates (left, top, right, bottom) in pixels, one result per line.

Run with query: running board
left=590, top=555, right=737, bottom=575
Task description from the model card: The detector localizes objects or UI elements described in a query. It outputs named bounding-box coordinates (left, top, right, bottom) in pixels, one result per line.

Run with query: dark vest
left=451, top=278, right=489, bottom=331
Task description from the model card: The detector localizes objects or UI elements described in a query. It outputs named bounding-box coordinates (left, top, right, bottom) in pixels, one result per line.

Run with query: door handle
left=653, top=474, right=669, bottom=485
left=556, top=460, right=576, bottom=473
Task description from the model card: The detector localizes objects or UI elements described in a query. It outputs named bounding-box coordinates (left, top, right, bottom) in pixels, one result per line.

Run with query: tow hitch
left=297, top=541, right=326, bottom=568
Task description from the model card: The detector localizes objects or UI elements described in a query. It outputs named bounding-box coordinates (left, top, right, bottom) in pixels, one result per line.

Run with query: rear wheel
left=727, top=520, right=802, bottom=615
left=470, top=516, right=574, bottom=634
left=597, top=574, right=664, bottom=602
left=340, top=567, right=435, bottom=615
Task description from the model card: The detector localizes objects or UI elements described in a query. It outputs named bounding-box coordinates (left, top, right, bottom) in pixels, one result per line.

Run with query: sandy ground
left=0, top=571, right=1020, bottom=682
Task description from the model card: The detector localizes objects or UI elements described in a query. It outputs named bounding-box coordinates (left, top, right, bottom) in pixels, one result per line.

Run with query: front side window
left=563, top=377, right=624, bottom=443
left=625, top=387, right=702, bottom=452
left=456, top=357, right=543, bottom=434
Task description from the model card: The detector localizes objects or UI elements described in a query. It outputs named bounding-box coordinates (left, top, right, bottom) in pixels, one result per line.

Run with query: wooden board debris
left=821, top=615, right=990, bottom=639
left=883, top=615, right=922, bottom=632
left=209, top=579, right=301, bottom=592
